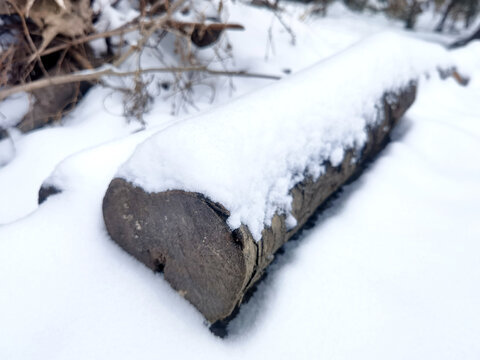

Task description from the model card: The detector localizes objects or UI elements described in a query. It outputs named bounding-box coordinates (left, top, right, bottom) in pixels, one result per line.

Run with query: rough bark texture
left=102, top=83, right=417, bottom=324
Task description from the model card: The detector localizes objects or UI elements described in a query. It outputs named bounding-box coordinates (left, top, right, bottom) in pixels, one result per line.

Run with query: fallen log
left=103, top=84, right=416, bottom=325
left=102, top=33, right=451, bottom=326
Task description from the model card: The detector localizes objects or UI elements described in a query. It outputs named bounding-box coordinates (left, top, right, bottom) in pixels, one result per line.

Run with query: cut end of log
left=102, top=180, right=257, bottom=323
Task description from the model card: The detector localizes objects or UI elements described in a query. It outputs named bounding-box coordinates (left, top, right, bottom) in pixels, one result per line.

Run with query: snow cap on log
left=104, top=33, right=452, bottom=324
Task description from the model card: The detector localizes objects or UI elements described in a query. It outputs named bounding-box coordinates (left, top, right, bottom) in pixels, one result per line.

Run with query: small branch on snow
left=248, top=0, right=295, bottom=45
left=272, top=10, right=296, bottom=46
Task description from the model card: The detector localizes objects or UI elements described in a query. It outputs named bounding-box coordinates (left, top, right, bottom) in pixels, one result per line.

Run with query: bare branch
left=38, top=0, right=186, bottom=57
left=0, top=66, right=281, bottom=101
left=113, top=0, right=188, bottom=67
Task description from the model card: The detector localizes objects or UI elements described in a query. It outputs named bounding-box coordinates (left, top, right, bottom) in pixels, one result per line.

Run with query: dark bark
left=404, top=1, right=422, bottom=30
left=16, top=79, right=90, bottom=133
left=343, top=0, right=368, bottom=11
left=38, top=184, right=62, bottom=204
left=435, top=0, right=459, bottom=32
left=0, top=128, right=7, bottom=141
left=102, top=83, right=417, bottom=325
left=449, top=23, right=480, bottom=48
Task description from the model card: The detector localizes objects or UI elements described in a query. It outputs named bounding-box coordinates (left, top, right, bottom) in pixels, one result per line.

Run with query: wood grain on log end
left=103, top=83, right=417, bottom=324
left=102, top=182, right=257, bottom=323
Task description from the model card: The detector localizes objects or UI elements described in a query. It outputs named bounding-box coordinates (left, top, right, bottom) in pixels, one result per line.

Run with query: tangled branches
left=0, top=0, right=276, bottom=130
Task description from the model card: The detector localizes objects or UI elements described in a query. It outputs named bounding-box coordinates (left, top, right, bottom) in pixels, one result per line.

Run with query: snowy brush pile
left=118, top=32, right=454, bottom=241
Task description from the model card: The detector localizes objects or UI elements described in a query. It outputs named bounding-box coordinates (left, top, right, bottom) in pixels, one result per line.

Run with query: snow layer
left=1, top=46, right=480, bottom=359
left=0, top=93, right=29, bottom=129
left=0, top=1, right=371, bottom=225
left=1, top=3, right=480, bottom=358
left=0, top=132, right=15, bottom=167
left=119, top=32, right=453, bottom=240
left=0, top=87, right=151, bottom=224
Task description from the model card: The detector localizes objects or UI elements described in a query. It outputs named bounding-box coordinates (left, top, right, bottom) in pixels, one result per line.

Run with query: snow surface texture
left=0, top=93, right=29, bottom=129
left=1, top=45, right=480, bottom=359
left=119, top=32, right=453, bottom=240
left=1, top=2, right=480, bottom=358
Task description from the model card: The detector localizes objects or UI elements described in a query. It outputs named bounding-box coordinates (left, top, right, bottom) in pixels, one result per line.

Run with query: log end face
left=102, top=178, right=255, bottom=323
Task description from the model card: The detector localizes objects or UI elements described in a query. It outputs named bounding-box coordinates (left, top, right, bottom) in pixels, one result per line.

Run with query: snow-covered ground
left=1, top=2, right=480, bottom=359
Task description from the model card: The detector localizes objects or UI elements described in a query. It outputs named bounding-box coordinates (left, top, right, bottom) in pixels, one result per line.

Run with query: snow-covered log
left=103, top=84, right=416, bottom=324
left=102, top=34, right=451, bottom=324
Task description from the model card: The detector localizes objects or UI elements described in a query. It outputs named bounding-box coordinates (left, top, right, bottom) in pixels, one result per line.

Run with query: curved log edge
left=102, top=83, right=417, bottom=328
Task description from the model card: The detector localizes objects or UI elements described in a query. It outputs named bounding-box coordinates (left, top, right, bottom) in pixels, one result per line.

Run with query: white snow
left=1, top=2, right=480, bottom=359
left=0, top=131, right=15, bottom=166
left=118, top=32, right=454, bottom=240
left=0, top=93, right=29, bottom=129
left=0, top=87, right=148, bottom=224
left=0, top=93, right=29, bottom=167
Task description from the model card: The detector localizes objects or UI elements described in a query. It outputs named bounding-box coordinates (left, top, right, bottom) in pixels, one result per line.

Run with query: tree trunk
left=102, top=83, right=417, bottom=325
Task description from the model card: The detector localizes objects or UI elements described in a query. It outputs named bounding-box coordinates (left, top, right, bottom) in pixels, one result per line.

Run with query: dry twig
left=0, top=66, right=281, bottom=101
left=113, top=0, right=188, bottom=67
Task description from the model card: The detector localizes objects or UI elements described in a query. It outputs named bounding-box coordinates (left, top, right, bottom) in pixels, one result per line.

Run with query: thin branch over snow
left=0, top=66, right=281, bottom=101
